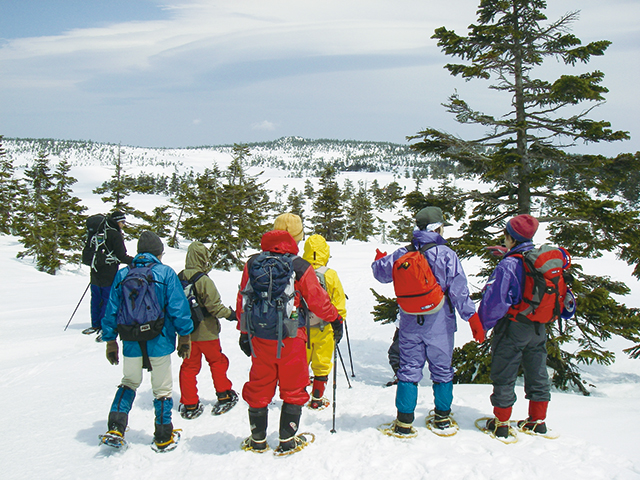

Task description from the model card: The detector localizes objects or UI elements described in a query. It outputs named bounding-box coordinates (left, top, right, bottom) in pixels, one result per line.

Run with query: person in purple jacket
left=469, top=214, right=552, bottom=439
left=372, top=207, right=476, bottom=436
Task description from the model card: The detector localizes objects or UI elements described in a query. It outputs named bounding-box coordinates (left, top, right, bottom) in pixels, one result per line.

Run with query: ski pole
left=344, top=320, right=355, bottom=377
left=337, top=345, right=352, bottom=389
left=65, top=282, right=91, bottom=331
left=331, top=345, right=338, bottom=433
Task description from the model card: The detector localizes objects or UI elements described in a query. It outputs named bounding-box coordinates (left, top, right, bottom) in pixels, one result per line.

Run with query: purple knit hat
left=505, top=214, right=539, bottom=243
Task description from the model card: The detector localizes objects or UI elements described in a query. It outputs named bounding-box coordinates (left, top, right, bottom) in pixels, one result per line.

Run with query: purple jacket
left=371, top=230, right=476, bottom=337
left=477, top=242, right=533, bottom=330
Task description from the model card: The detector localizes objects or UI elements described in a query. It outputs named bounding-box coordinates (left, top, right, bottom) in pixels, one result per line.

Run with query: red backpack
left=393, top=243, right=445, bottom=315
left=505, top=245, right=569, bottom=324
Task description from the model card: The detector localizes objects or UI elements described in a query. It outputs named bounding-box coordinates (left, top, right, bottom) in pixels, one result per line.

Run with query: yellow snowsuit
left=302, top=235, right=347, bottom=381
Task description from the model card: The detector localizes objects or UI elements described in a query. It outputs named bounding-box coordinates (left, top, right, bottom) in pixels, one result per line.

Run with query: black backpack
left=178, top=271, right=207, bottom=332
left=240, top=252, right=298, bottom=358
left=81, top=214, right=117, bottom=271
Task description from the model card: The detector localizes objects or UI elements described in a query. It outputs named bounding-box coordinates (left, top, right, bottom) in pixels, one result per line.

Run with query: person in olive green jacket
left=178, top=241, right=238, bottom=419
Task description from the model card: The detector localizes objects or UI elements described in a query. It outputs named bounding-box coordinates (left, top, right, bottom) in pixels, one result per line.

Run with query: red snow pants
left=242, top=336, right=310, bottom=409
left=179, top=339, right=233, bottom=405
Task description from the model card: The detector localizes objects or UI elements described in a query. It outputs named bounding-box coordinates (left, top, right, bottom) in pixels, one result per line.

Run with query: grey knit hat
left=415, top=206, right=452, bottom=230
left=137, top=231, right=164, bottom=257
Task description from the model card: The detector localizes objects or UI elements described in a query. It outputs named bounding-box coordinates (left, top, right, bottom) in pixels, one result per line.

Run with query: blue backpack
left=116, top=264, right=164, bottom=370
left=240, top=252, right=298, bottom=358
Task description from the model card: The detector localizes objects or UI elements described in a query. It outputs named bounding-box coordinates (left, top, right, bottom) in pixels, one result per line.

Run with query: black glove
left=177, top=335, right=191, bottom=359
left=106, top=340, right=119, bottom=365
left=239, top=332, right=251, bottom=357
left=226, top=307, right=236, bottom=321
left=332, top=317, right=344, bottom=344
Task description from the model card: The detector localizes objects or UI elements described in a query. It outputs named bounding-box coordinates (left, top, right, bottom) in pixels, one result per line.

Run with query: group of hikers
left=84, top=206, right=574, bottom=454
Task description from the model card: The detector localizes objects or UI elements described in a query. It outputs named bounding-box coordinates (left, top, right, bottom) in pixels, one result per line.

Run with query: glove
left=106, top=340, right=119, bottom=365
left=468, top=313, right=486, bottom=343
left=332, top=317, right=344, bottom=344
left=177, top=335, right=191, bottom=359
left=239, top=332, right=251, bottom=357
left=374, top=248, right=387, bottom=261
left=226, top=307, right=236, bottom=321
left=485, top=245, right=507, bottom=258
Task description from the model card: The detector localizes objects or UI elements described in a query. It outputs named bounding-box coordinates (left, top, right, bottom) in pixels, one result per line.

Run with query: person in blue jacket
left=372, top=207, right=476, bottom=436
left=101, top=231, right=193, bottom=451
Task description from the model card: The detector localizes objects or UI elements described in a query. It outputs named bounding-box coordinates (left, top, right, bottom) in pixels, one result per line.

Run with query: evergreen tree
left=0, top=135, right=20, bottom=234
left=147, top=206, right=173, bottom=239
left=180, top=165, right=225, bottom=244
left=409, top=0, right=640, bottom=392
left=311, top=165, right=345, bottom=241
left=286, top=187, right=305, bottom=221
left=346, top=181, right=377, bottom=241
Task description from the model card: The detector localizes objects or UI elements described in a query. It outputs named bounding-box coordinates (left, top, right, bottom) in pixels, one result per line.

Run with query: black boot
left=107, top=411, right=128, bottom=436
left=433, top=409, right=452, bottom=429
left=244, top=407, right=268, bottom=452
left=393, top=411, right=415, bottom=435
left=277, top=403, right=302, bottom=452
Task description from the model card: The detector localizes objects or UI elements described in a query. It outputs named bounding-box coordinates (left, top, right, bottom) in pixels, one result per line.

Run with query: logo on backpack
left=82, top=214, right=118, bottom=271
left=506, top=245, right=570, bottom=324
left=179, top=271, right=207, bottom=332
left=116, top=264, right=164, bottom=370
left=240, top=252, right=298, bottom=356
left=392, top=243, right=445, bottom=316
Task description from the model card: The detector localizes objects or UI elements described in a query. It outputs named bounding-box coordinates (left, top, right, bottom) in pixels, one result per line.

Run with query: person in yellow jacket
left=178, top=241, right=238, bottom=419
left=302, top=234, right=347, bottom=409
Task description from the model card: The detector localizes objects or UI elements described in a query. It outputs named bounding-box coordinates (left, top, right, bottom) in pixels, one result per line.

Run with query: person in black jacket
left=83, top=211, right=133, bottom=341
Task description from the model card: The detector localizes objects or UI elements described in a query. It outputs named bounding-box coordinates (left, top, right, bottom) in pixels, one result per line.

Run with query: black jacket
left=90, top=218, right=133, bottom=287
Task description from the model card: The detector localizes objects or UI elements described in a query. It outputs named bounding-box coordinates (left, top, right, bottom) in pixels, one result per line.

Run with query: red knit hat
left=505, top=214, right=539, bottom=243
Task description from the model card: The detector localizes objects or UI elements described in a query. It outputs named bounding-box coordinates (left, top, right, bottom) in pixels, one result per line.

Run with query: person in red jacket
left=236, top=217, right=342, bottom=455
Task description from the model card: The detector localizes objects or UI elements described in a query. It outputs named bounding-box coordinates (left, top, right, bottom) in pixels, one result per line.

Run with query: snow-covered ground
left=2, top=154, right=640, bottom=479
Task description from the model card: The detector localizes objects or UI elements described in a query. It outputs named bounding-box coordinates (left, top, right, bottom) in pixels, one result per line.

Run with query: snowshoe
left=377, top=420, right=418, bottom=439
left=98, top=430, right=127, bottom=450
left=273, top=432, right=315, bottom=456
left=179, top=402, right=204, bottom=420
left=151, top=429, right=181, bottom=453
left=95, top=332, right=104, bottom=343
left=307, top=397, right=330, bottom=411
left=384, top=377, right=399, bottom=387
left=240, top=436, right=270, bottom=453
left=474, top=417, right=518, bottom=444
left=516, top=419, right=559, bottom=439
left=82, top=327, right=100, bottom=335
left=211, top=390, right=239, bottom=416
left=425, top=411, right=459, bottom=437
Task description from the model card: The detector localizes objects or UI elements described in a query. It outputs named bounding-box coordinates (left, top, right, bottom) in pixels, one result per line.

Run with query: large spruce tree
left=409, top=0, right=640, bottom=392
left=311, top=165, right=345, bottom=241
left=0, top=136, right=20, bottom=234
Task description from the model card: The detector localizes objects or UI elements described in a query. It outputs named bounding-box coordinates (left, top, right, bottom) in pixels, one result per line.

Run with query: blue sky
left=1, top=0, right=639, bottom=154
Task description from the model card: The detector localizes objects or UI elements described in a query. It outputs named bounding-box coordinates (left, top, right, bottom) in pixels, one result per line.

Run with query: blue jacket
left=102, top=252, right=193, bottom=357
left=477, top=242, right=534, bottom=331
left=371, top=229, right=476, bottom=337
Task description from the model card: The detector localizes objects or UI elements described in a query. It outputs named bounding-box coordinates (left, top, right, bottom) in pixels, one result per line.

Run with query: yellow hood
left=302, top=234, right=330, bottom=268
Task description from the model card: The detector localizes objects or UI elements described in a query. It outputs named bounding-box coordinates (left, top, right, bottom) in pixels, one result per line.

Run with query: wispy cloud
left=252, top=120, right=277, bottom=131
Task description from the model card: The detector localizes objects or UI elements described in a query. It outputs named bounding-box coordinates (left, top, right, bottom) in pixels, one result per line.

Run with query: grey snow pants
left=490, top=318, right=551, bottom=409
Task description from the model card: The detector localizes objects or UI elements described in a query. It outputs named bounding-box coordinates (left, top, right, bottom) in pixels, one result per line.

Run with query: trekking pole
left=64, top=282, right=91, bottom=331
left=344, top=320, right=355, bottom=377
left=337, top=345, right=352, bottom=389
left=330, top=345, right=338, bottom=433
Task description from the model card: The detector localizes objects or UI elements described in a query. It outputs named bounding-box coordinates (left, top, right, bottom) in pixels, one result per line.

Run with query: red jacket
left=236, top=230, right=340, bottom=339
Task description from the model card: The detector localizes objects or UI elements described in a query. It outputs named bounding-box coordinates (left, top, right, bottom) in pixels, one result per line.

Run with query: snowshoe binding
left=273, top=432, right=315, bottom=457
left=98, top=430, right=127, bottom=450
left=378, top=420, right=418, bottom=439
left=211, top=390, right=239, bottom=416
left=240, top=436, right=270, bottom=453
left=475, top=417, right=518, bottom=444
left=307, top=397, right=330, bottom=411
left=151, top=429, right=181, bottom=453
left=425, top=411, right=459, bottom=437
left=179, top=402, right=204, bottom=420
left=516, top=418, right=559, bottom=439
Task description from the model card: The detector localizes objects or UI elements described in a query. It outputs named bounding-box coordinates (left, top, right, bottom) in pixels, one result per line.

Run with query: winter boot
left=107, top=384, right=135, bottom=435
left=433, top=409, right=452, bottom=430
left=243, top=407, right=269, bottom=452
left=212, top=390, right=239, bottom=415
left=153, top=397, right=177, bottom=450
left=179, top=402, right=204, bottom=420
left=517, top=400, right=548, bottom=434
left=393, top=411, right=415, bottom=436
left=309, top=376, right=328, bottom=409
left=487, top=406, right=512, bottom=438
left=276, top=403, right=303, bottom=453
